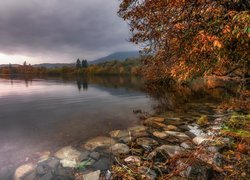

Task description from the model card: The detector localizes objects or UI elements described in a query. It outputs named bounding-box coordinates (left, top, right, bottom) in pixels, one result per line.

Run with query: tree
left=118, top=0, right=250, bottom=81
left=23, top=61, right=27, bottom=66
left=76, top=58, right=81, bottom=69
left=82, top=59, right=88, bottom=68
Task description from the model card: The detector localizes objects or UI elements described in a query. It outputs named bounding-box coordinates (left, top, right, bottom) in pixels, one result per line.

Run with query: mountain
left=32, top=63, right=75, bottom=69
left=91, top=51, right=140, bottom=64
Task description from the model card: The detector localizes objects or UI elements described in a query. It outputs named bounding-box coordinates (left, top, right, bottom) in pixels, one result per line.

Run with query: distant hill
left=32, top=63, right=75, bottom=69
left=91, top=51, right=140, bottom=64
left=0, top=64, right=19, bottom=68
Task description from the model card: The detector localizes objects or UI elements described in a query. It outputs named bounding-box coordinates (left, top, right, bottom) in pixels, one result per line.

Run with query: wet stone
left=84, top=136, right=116, bottom=151
left=79, top=151, right=90, bottom=162
left=127, top=125, right=148, bottom=133
left=111, top=143, right=130, bottom=155
left=83, top=170, right=101, bottom=180
left=181, top=141, right=195, bottom=150
left=136, top=137, right=159, bottom=147
left=89, top=151, right=100, bottom=160
left=92, top=157, right=111, bottom=171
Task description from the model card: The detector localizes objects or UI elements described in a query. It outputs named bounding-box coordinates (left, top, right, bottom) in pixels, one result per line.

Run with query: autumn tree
left=82, top=59, right=88, bottom=68
left=118, top=0, right=250, bottom=81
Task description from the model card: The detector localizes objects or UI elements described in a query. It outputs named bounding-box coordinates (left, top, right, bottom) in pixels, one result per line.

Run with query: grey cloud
left=0, top=0, right=136, bottom=63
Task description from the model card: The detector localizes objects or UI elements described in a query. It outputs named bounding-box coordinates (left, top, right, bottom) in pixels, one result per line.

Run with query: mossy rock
left=196, top=115, right=208, bottom=126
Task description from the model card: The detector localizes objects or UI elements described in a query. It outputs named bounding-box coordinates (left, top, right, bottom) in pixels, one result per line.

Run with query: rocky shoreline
left=11, top=111, right=249, bottom=179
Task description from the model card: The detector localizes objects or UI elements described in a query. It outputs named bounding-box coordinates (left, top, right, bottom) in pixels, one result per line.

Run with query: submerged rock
left=156, top=145, right=185, bottom=157
left=83, top=170, right=101, bottom=180
left=54, top=146, right=81, bottom=162
left=164, top=125, right=178, bottom=131
left=14, top=163, right=35, bottom=180
left=111, top=143, right=130, bottom=155
left=109, top=130, right=129, bottom=138
left=146, top=117, right=165, bottom=122
left=181, top=141, right=195, bottom=150
left=84, top=136, right=116, bottom=151
left=136, top=137, right=159, bottom=147
left=127, top=125, right=148, bottom=133
left=89, top=151, right=100, bottom=160
left=60, top=159, right=77, bottom=168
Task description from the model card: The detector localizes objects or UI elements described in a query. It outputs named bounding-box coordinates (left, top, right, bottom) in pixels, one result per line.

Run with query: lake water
left=0, top=75, right=236, bottom=178
left=0, top=75, right=154, bottom=177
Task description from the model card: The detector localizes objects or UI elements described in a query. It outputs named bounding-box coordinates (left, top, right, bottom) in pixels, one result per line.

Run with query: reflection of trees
left=76, top=76, right=88, bottom=91
left=145, top=78, right=241, bottom=115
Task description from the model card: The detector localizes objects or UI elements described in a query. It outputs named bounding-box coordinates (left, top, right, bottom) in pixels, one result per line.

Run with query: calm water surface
left=0, top=75, right=154, bottom=176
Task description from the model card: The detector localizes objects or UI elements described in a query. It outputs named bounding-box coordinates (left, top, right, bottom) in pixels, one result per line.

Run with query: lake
left=0, top=75, right=154, bottom=177
left=0, top=75, right=236, bottom=178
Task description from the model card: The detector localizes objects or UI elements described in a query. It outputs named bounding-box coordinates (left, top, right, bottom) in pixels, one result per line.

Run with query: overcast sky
left=0, top=0, right=137, bottom=64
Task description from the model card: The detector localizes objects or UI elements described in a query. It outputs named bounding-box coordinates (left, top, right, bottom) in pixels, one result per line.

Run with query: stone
left=146, top=117, right=165, bottom=122
left=196, top=115, right=209, bottom=126
left=89, top=152, right=100, bottom=160
left=38, top=151, right=51, bottom=163
left=36, top=165, right=46, bottom=176
left=14, top=163, right=35, bottom=180
left=79, top=151, right=90, bottom=162
left=54, top=167, right=74, bottom=178
left=60, top=159, right=77, bottom=168
left=136, top=137, right=159, bottom=147
left=109, top=130, right=129, bottom=138
left=119, top=136, right=133, bottom=144
left=192, top=136, right=211, bottom=145
left=181, top=141, right=195, bottom=150
left=111, top=143, right=130, bottom=155
left=164, top=131, right=190, bottom=141
left=127, top=125, right=148, bottom=133
left=164, top=125, right=178, bottom=131
left=124, top=156, right=141, bottom=164
left=83, top=170, right=101, bottom=180
left=84, top=136, right=116, bottom=151
left=92, top=157, right=111, bottom=171
left=138, top=167, right=157, bottom=180
left=54, top=146, right=81, bottom=162
left=188, top=125, right=207, bottom=137
left=152, top=131, right=168, bottom=139
left=22, top=171, right=36, bottom=180
left=155, top=145, right=184, bottom=157
left=132, top=131, right=149, bottom=138
left=144, top=120, right=167, bottom=129
left=178, top=159, right=213, bottom=179
left=46, top=158, right=60, bottom=169
left=39, top=171, right=53, bottom=180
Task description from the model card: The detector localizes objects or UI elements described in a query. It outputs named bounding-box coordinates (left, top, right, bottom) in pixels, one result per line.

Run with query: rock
left=38, top=151, right=51, bottom=163
left=144, top=119, right=167, bottom=129
left=132, top=131, right=149, bottom=138
left=14, top=163, right=35, bottom=180
left=124, top=156, right=141, bottom=164
left=127, top=125, right=148, bottom=133
left=46, top=158, right=60, bottom=169
left=146, top=117, right=165, bottom=122
left=193, top=136, right=212, bottom=145
left=39, top=171, right=53, bottom=180
left=136, top=137, right=159, bottom=147
left=83, top=170, right=101, bottom=180
left=111, top=143, right=130, bottom=155
left=181, top=141, right=195, bottom=150
left=60, top=159, right=77, bottom=168
left=152, top=131, right=168, bottom=139
left=36, top=165, right=46, bottom=176
left=178, top=159, right=213, bottom=179
left=131, top=148, right=144, bottom=155
left=138, top=167, right=157, bottom=180
left=155, top=145, right=184, bottom=157
left=22, top=171, right=36, bottom=180
left=188, top=125, right=207, bottom=137
left=54, top=167, right=74, bottom=178
left=89, top=152, right=100, bottom=160
left=54, top=146, right=81, bottom=162
left=92, top=157, right=111, bottom=171
left=84, top=136, right=116, bottom=151
left=119, top=136, right=134, bottom=144
left=109, top=130, right=129, bottom=138
left=164, top=131, right=190, bottom=140
left=196, top=115, right=209, bottom=126
left=164, top=125, right=178, bottom=131
left=79, top=151, right=90, bottom=162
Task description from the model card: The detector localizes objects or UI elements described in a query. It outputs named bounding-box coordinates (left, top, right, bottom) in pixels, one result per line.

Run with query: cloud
left=0, top=0, right=136, bottom=63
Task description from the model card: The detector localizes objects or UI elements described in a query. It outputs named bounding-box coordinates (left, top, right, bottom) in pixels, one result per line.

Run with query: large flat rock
left=84, top=136, right=116, bottom=151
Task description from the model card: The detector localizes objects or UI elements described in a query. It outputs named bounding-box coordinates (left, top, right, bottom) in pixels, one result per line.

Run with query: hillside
left=91, top=51, right=139, bottom=64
